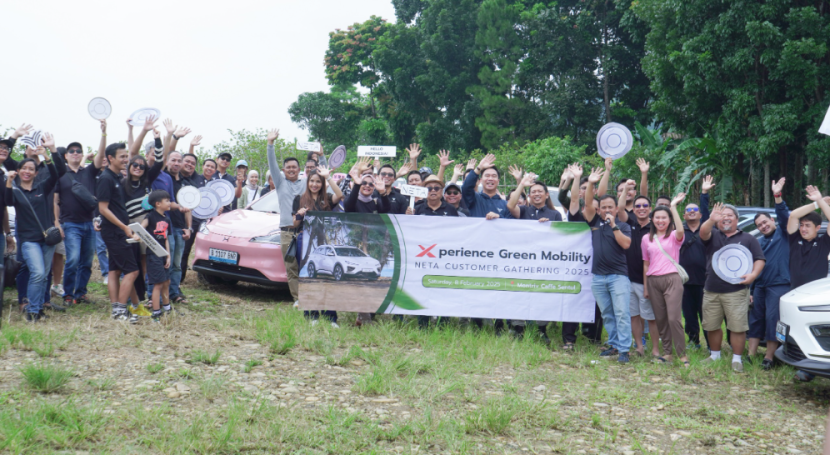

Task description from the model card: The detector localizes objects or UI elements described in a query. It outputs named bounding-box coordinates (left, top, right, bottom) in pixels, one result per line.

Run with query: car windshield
left=249, top=191, right=279, bottom=214
left=335, top=247, right=368, bottom=257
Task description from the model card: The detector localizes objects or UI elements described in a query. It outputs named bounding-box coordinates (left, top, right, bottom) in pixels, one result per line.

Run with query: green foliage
left=188, top=349, right=221, bottom=365
left=209, top=129, right=304, bottom=180
left=20, top=363, right=73, bottom=393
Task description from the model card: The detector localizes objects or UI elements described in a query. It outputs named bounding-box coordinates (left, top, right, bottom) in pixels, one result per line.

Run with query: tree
left=287, top=86, right=364, bottom=150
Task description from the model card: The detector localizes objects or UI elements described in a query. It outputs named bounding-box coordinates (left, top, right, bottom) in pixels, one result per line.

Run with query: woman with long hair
left=642, top=193, right=688, bottom=367
left=293, top=166, right=342, bottom=326
left=5, top=136, right=60, bottom=322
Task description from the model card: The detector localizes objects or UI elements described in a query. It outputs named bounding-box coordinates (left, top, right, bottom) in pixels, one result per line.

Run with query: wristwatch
left=612, top=225, right=621, bottom=232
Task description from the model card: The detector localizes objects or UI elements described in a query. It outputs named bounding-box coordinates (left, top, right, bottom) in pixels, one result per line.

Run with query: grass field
left=0, top=272, right=827, bottom=454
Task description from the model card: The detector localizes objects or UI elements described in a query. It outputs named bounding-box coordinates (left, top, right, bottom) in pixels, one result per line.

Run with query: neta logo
left=416, top=244, right=437, bottom=258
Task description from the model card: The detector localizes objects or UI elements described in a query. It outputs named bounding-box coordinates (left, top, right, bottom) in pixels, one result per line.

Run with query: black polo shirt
left=679, top=223, right=707, bottom=286
left=788, top=232, right=830, bottom=289
left=586, top=214, right=631, bottom=276
left=96, top=167, right=129, bottom=232
left=624, top=218, right=651, bottom=284
left=184, top=172, right=207, bottom=189
left=375, top=187, right=408, bottom=214
left=702, top=229, right=765, bottom=293
left=518, top=205, right=562, bottom=221
left=56, top=164, right=100, bottom=224
left=414, top=200, right=458, bottom=217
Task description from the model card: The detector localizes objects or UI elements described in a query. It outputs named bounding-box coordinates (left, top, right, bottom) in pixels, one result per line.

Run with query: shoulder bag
left=66, top=171, right=98, bottom=212
left=654, top=234, right=689, bottom=284
left=13, top=186, right=62, bottom=246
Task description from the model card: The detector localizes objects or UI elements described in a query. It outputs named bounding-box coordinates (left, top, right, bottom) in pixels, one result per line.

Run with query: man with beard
left=700, top=203, right=765, bottom=372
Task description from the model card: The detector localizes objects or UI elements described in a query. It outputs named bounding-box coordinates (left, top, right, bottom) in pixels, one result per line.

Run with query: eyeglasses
left=361, top=181, right=375, bottom=188
left=426, top=186, right=442, bottom=192
left=686, top=207, right=699, bottom=213
left=445, top=190, right=460, bottom=196
left=66, top=149, right=84, bottom=155
left=380, top=172, right=395, bottom=178
left=634, top=203, right=650, bottom=208
left=130, top=163, right=147, bottom=170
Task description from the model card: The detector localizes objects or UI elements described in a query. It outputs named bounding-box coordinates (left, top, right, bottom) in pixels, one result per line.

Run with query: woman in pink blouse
left=642, top=193, right=688, bottom=367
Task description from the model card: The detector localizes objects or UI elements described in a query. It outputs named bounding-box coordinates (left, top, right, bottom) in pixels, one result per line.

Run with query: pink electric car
left=193, top=190, right=288, bottom=287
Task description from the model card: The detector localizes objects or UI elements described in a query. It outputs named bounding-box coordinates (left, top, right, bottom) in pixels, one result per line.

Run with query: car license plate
left=776, top=321, right=789, bottom=344
left=209, top=248, right=239, bottom=265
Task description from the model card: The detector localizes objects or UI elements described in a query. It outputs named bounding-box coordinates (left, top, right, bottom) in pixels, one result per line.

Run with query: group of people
left=0, top=118, right=257, bottom=323
left=4, top=118, right=830, bottom=376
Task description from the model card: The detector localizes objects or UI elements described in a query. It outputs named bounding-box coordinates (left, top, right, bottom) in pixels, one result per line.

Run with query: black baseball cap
left=217, top=152, right=232, bottom=161
left=0, top=139, right=13, bottom=149
left=64, top=142, right=83, bottom=153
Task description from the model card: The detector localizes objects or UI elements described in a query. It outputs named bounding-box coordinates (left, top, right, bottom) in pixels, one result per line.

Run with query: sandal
left=172, top=296, right=188, bottom=304
left=682, top=361, right=690, bottom=368
left=653, top=357, right=668, bottom=364
left=563, top=343, right=575, bottom=351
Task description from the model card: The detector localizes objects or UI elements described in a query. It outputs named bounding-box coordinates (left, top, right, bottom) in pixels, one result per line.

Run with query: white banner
left=357, top=146, right=396, bottom=157
left=297, top=141, right=321, bottom=152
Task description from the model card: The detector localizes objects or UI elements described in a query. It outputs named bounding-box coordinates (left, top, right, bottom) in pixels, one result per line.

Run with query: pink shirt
left=641, top=230, right=685, bottom=277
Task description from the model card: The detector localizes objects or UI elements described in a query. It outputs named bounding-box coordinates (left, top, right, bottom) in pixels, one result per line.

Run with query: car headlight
left=344, top=261, right=359, bottom=266
left=810, top=325, right=830, bottom=337
left=800, top=305, right=830, bottom=312
left=199, top=222, right=210, bottom=235
left=250, top=230, right=282, bottom=244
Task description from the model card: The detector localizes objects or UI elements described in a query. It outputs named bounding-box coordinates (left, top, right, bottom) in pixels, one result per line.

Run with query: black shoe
left=510, top=326, right=525, bottom=341
left=761, top=359, right=774, bottom=371
left=25, top=312, right=40, bottom=323
left=45, top=302, right=66, bottom=312
left=539, top=332, right=551, bottom=346
left=63, top=296, right=76, bottom=306
left=76, top=295, right=92, bottom=304
left=600, top=347, right=619, bottom=357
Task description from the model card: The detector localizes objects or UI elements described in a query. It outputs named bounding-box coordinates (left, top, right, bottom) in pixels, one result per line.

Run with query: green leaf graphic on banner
left=392, top=287, right=425, bottom=310
left=550, top=222, right=589, bottom=235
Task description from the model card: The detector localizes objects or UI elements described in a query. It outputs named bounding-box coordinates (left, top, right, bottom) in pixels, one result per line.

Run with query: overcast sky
left=1, top=0, right=396, bottom=153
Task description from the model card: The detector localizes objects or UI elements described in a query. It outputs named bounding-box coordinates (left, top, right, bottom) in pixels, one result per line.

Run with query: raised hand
left=163, top=119, right=175, bottom=136
left=143, top=115, right=157, bottom=132
left=5, top=171, right=17, bottom=186
left=636, top=157, right=650, bottom=173
left=806, top=185, right=823, bottom=202
left=771, top=177, right=785, bottom=195
left=466, top=158, right=478, bottom=171
left=407, top=143, right=421, bottom=160
left=374, top=176, right=386, bottom=193
left=174, top=127, right=191, bottom=138
left=478, top=153, right=496, bottom=170
left=568, top=163, right=583, bottom=180
left=508, top=164, right=523, bottom=182
left=671, top=192, right=686, bottom=206
left=317, top=165, right=331, bottom=179
left=356, top=157, right=372, bottom=174
left=126, top=118, right=133, bottom=129
left=604, top=157, right=613, bottom=171
left=100, top=119, right=107, bottom=134
left=626, top=179, right=636, bottom=190
left=702, top=175, right=716, bottom=193
left=438, top=150, right=454, bottom=167
left=11, top=123, right=33, bottom=139
left=452, top=163, right=463, bottom=178
left=152, top=128, right=160, bottom=139
left=42, top=132, right=55, bottom=149
left=396, top=162, right=412, bottom=178
left=267, top=128, right=280, bottom=144
left=191, top=135, right=202, bottom=147
left=519, top=172, right=535, bottom=187
left=560, top=167, right=573, bottom=183
left=710, top=203, right=724, bottom=223
left=587, top=167, right=604, bottom=184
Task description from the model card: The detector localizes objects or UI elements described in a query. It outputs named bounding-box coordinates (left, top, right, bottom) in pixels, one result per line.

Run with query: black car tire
left=308, top=262, right=317, bottom=278
left=198, top=272, right=222, bottom=285
left=334, top=264, right=344, bottom=281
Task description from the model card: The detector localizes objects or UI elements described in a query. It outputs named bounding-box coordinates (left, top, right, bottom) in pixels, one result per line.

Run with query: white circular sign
left=193, top=187, right=221, bottom=219
left=177, top=186, right=202, bottom=210
left=596, top=122, right=633, bottom=160
left=207, top=179, right=235, bottom=206
left=128, top=108, right=161, bottom=126
left=88, top=97, right=112, bottom=120
left=712, top=244, right=753, bottom=284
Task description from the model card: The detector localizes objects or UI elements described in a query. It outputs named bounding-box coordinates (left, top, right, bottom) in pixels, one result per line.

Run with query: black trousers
left=682, top=284, right=708, bottom=347
left=180, top=226, right=198, bottom=283
left=562, top=302, right=603, bottom=344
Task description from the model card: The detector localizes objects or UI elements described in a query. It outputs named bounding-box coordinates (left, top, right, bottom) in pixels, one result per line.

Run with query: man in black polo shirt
left=97, top=142, right=141, bottom=320
left=699, top=203, right=765, bottom=372
left=214, top=152, right=239, bottom=213
left=410, top=175, right=458, bottom=216
left=180, top=152, right=206, bottom=282
left=376, top=164, right=409, bottom=214
left=507, top=173, right=562, bottom=222
left=679, top=175, right=712, bottom=350
left=583, top=166, right=633, bottom=364
left=785, top=186, right=830, bottom=381
left=624, top=195, right=660, bottom=358
left=54, top=120, right=107, bottom=306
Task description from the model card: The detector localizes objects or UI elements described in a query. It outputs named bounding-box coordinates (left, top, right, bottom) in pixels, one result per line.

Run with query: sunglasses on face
left=445, top=190, right=460, bottom=196
left=635, top=203, right=650, bottom=209
left=218, top=157, right=229, bottom=161
left=380, top=172, right=395, bottom=178
left=66, top=149, right=84, bottom=155
left=686, top=207, right=699, bottom=213
left=130, top=163, right=147, bottom=170
left=361, top=181, right=375, bottom=188
left=426, top=186, right=442, bottom=192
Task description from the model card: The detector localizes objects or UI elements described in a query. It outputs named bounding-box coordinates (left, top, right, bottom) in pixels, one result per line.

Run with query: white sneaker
left=330, top=322, right=340, bottom=329
left=103, top=276, right=109, bottom=285
left=293, top=301, right=299, bottom=310
left=50, top=284, right=64, bottom=296
left=310, top=320, right=319, bottom=327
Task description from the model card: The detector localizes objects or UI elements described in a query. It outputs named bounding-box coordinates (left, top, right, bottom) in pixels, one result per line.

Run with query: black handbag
left=4, top=252, right=20, bottom=286
left=67, top=171, right=98, bottom=212
left=12, top=187, right=63, bottom=246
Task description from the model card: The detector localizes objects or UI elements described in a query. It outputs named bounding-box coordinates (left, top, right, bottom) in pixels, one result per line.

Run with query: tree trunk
left=822, top=166, right=829, bottom=198
left=601, top=5, right=611, bottom=123
left=750, top=157, right=760, bottom=206
left=763, top=161, right=770, bottom=208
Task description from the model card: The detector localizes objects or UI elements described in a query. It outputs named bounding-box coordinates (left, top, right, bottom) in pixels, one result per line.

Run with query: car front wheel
left=307, top=262, right=317, bottom=278
left=198, top=272, right=222, bottom=285
left=334, top=264, right=343, bottom=281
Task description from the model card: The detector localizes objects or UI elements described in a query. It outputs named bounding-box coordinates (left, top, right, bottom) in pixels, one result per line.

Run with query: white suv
left=775, top=277, right=830, bottom=379
left=306, top=245, right=382, bottom=281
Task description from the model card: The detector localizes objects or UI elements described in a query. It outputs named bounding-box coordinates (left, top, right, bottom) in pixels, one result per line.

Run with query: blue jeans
left=21, top=241, right=57, bottom=314
left=62, top=221, right=95, bottom=298
left=592, top=274, right=632, bottom=352
left=95, top=230, right=109, bottom=276
left=147, top=227, right=184, bottom=301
